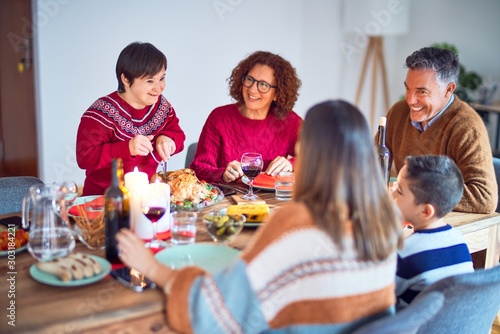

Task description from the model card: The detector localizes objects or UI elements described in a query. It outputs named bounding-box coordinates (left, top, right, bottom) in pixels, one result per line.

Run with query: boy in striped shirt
left=392, top=155, right=474, bottom=309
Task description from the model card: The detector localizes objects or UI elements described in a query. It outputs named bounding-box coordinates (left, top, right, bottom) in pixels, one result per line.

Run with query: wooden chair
left=414, top=265, right=500, bottom=334
left=0, top=176, right=44, bottom=215
left=351, top=292, right=444, bottom=334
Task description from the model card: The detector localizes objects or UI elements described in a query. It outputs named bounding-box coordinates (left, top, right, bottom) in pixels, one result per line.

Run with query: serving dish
left=0, top=244, right=27, bottom=257
left=0, top=225, right=29, bottom=256
left=29, top=254, right=111, bottom=287
left=170, top=185, right=224, bottom=212
left=68, top=195, right=102, bottom=217
left=217, top=207, right=268, bottom=228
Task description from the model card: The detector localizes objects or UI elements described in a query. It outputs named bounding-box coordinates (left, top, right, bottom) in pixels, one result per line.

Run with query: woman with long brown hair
left=117, top=100, right=402, bottom=333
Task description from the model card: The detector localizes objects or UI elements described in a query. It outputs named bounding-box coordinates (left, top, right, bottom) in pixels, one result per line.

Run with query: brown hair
left=228, top=51, right=301, bottom=119
left=116, top=42, right=167, bottom=93
left=294, top=100, right=402, bottom=261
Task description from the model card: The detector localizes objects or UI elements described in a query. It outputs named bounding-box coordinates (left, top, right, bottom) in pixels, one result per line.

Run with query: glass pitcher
left=22, top=182, right=77, bottom=261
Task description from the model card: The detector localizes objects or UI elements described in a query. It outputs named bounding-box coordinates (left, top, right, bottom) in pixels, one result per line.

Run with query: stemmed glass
left=141, top=181, right=169, bottom=249
left=241, top=152, right=263, bottom=200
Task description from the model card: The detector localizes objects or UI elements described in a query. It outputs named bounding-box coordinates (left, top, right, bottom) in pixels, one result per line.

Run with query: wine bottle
left=104, top=158, right=130, bottom=264
left=377, top=116, right=391, bottom=185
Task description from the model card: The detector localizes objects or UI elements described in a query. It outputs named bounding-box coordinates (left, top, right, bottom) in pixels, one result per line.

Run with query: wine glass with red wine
left=141, top=182, right=169, bottom=249
left=241, top=152, right=264, bottom=200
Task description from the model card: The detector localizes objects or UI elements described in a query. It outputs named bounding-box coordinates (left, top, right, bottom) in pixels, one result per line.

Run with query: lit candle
left=124, top=167, right=152, bottom=240
left=153, top=181, right=171, bottom=238
left=124, top=166, right=148, bottom=190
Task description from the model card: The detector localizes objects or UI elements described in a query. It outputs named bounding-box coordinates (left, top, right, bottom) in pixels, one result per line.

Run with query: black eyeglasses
left=242, top=75, right=276, bottom=93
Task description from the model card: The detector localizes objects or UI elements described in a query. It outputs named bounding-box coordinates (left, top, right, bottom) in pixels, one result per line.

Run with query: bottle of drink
left=104, top=158, right=130, bottom=264
left=377, top=116, right=391, bottom=185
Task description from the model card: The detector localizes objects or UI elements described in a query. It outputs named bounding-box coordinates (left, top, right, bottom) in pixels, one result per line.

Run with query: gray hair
left=404, top=47, right=459, bottom=87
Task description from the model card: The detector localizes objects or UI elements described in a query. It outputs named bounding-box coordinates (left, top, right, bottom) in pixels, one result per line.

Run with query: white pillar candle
left=124, top=167, right=152, bottom=240
left=154, top=182, right=171, bottom=235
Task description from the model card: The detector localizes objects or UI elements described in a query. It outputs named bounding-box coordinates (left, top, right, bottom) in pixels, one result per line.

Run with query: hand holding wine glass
left=141, top=181, right=170, bottom=249
left=241, top=152, right=263, bottom=200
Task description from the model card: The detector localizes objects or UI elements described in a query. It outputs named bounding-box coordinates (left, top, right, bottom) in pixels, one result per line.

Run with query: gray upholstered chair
left=493, top=157, right=500, bottom=212
left=185, top=142, right=198, bottom=168
left=351, top=292, right=444, bottom=334
left=0, top=176, right=44, bottom=215
left=413, top=265, right=500, bottom=334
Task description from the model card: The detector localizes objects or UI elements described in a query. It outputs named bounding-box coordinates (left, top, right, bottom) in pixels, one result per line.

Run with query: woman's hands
left=116, top=229, right=156, bottom=275
left=116, top=229, right=173, bottom=287
left=222, top=161, right=243, bottom=183
left=155, top=135, right=176, bottom=161
left=129, top=135, right=154, bottom=156
left=265, top=156, right=292, bottom=175
left=222, top=156, right=292, bottom=182
left=129, top=134, right=176, bottom=161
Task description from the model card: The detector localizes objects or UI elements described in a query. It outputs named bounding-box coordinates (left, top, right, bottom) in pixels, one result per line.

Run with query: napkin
left=253, top=173, right=276, bottom=189
left=68, top=196, right=104, bottom=219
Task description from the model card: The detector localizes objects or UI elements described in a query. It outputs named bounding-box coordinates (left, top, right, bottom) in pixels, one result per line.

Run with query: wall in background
left=33, top=0, right=500, bottom=184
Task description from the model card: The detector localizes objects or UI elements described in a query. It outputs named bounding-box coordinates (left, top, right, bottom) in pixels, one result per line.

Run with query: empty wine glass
left=141, top=181, right=170, bottom=249
left=241, top=152, right=263, bottom=200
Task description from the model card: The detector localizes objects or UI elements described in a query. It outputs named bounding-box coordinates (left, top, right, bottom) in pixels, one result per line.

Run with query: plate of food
left=152, top=168, right=225, bottom=211
left=29, top=253, right=111, bottom=287
left=0, top=224, right=29, bottom=257
left=243, top=173, right=276, bottom=191
left=223, top=204, right=271, bottom=227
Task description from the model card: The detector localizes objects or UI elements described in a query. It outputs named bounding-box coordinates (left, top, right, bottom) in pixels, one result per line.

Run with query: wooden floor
left=492, top=317, right=500, bottom=334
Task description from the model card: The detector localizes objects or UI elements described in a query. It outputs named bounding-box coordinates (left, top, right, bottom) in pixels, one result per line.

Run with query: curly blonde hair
left=228, top=51, right=301, bottom=119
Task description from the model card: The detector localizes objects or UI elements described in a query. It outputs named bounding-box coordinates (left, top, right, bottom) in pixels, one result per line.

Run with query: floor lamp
left=343, top=0, right=410, bottom=128
left=355, top=36, right=390, bottom=128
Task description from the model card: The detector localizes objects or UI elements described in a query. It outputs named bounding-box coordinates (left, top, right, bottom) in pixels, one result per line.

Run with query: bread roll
left=36, top=252, right=103, bottom=281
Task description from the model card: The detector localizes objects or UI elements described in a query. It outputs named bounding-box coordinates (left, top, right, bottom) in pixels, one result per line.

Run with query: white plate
left=68, top=195, right=102, bottom=217
left=73, top=195, right=101, bottom=205
left=29, top=254, right=111, bottom=287
left=155, top=243, right=240, bottom=273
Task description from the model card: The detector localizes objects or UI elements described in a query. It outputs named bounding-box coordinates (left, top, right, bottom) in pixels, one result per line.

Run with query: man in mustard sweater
left=384, top=47, right=497, bottom=214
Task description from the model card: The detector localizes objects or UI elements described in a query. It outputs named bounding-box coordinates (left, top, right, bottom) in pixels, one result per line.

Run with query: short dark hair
left=116, top=42, right=167, bottom=93
left=404, top=155, right=464, bottom=218
left=228, top=51, right=301, bottom=119
left=404, top=47, right=459, bottom=86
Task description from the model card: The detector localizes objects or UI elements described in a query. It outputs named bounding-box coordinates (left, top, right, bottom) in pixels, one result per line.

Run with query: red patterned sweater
left=76, top=92, right=185, bottom=195
left=190, top=103, right=302, bottom=183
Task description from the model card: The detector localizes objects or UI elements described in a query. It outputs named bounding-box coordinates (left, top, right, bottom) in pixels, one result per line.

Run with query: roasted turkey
left=152, top=168, right=212, bottom=204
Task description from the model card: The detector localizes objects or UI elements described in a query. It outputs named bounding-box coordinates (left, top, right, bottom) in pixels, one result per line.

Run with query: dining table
left=1, top=189, right=500, bottom=333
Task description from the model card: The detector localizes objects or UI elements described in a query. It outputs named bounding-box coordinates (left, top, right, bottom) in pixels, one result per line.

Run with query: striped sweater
left=395, top=224, right=474, bottom=309
left=165, top=201, right=398, bottom=333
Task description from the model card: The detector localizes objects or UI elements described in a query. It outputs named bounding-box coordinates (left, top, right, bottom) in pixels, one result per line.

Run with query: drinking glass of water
left=170, top=211, right=197, bottom=245
left=275, top=171, right=294, bottom=201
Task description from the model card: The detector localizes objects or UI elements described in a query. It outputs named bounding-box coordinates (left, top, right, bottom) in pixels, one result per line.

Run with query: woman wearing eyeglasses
left=190, top=51, right=302, bottom=183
